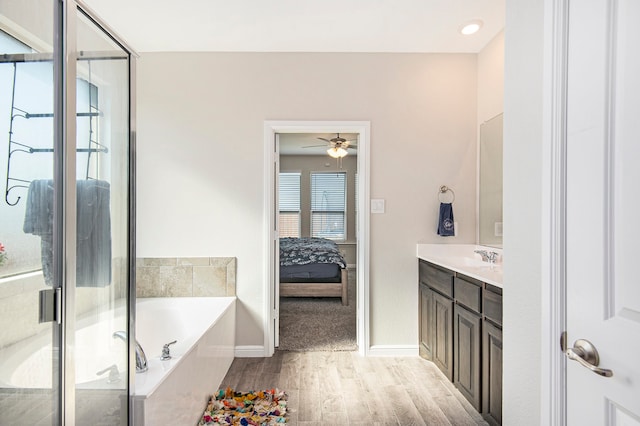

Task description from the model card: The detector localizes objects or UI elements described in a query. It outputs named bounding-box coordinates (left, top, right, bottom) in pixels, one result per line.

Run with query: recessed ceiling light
left=460, top=20, right=483, bottom=35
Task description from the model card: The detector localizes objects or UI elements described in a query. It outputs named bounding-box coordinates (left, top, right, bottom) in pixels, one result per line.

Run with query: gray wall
left=136, top=52, right=478, bottom=349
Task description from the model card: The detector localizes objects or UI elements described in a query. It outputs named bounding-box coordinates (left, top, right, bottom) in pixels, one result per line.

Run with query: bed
left=279, top=237, right=348, bottom=306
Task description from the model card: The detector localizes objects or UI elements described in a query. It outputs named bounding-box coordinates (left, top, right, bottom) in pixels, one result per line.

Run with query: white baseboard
left=234, top=345, right=266, bottom=358
left=366, top=345, right=419, bottom=357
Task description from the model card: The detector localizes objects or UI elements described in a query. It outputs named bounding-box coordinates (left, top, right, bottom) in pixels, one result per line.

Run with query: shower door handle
left=39, top=288, right=58, bottom=323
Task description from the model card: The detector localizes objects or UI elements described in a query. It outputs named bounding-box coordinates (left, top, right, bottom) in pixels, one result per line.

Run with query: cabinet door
left=454, top=304, right=482, bottom=411
left=482, top=320, right=503, bottom=425
left=419, top=284, right=433, bottom=359
left=432, top=291, right=453, bottom=381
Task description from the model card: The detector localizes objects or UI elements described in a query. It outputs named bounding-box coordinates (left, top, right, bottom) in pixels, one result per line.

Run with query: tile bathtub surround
left=136, top=257, right=236, bottom=297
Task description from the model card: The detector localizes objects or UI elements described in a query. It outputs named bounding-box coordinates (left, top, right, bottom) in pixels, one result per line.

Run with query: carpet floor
left=278, top=268, right=357, bottom=352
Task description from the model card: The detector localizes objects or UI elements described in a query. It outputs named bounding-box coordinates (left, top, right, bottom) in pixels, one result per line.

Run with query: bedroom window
left=311, top=172, right=346, bottom=241
left=279, top=172, right=301, bottom=237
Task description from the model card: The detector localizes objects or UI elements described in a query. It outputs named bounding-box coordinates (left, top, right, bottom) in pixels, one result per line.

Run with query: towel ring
left=438, top=185, right=455, bottom=203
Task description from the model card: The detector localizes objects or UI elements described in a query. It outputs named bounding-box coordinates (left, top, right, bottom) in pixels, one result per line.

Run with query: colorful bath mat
left=198, top=388, right=287, bottom=425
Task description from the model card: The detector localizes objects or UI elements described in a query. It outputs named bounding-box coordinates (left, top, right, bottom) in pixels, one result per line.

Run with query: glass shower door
left=0, top=2, right=60, bottom=425
left=72, top=8, right=131, bottom=426
left=0, top=2, right=134, bottom=424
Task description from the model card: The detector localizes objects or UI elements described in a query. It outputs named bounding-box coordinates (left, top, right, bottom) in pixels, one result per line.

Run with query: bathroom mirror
left=478, top=113, right=503, bottom=248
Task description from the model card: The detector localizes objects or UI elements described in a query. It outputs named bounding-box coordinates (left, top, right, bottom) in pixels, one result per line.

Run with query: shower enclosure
left=0, top=1, right=135, bottom=424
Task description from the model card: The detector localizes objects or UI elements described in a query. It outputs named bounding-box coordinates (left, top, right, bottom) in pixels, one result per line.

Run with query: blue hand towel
left=437, top=202, right=455, bottom=236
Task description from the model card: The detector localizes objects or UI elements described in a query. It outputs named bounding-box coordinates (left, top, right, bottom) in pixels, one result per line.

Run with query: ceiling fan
left=304, top=133, right=358, bottom=158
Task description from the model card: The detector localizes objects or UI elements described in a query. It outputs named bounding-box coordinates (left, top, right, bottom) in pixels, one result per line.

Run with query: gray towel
left=23, top=180, right=55, bottom=283
left=76, top=179, right=112, bottom=287
left=23, top=179, right=112, bottom=287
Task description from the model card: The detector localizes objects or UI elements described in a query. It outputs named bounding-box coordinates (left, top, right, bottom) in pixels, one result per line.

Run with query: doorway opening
left=263, top=121, right=370, bottom=356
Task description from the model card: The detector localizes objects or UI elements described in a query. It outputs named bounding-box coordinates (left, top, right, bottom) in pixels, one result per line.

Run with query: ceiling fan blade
left=302, top=144, right=328, bottom=148
left=317, top=137, right=331, bottom=142
left=347, top=145, right=358, bottom=149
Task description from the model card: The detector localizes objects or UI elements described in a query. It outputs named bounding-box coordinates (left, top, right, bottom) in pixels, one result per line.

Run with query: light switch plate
left=371, top=199, right=385, bottom=214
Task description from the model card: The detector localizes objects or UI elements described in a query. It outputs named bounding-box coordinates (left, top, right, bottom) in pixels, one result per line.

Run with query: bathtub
left=134, top=297, right=236, bottom=426
left=0, top=297, right=235, bottom=426
left=0, top=301, right=129, bottom=389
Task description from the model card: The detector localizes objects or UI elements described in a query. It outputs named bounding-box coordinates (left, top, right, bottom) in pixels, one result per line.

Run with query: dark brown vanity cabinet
left=453, top=276, right=483, bottom=412
left=418, top=259, right=503, bottom=424
left=418, top=261, right=454, bottom=381
left=432, top=290, right=454, bottom=381
left=482, top=285, right=503, bottom=426
left=419, top=283, right=433, bottom=359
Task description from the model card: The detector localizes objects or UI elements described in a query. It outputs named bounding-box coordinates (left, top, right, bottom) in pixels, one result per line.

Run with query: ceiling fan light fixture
left=327, top=147, right=348, bottom=158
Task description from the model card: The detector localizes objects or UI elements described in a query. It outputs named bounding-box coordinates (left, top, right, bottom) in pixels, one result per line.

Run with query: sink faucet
left=113, top=331, right=148, bottom=373
left=474, top=249, right=499, bottom=264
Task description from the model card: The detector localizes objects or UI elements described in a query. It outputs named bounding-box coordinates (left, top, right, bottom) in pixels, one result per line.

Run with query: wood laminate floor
left=219, top=350, right=488, bottom=426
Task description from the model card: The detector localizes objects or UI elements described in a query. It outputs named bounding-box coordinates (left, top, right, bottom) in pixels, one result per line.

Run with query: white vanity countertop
left=416, top=243, right=503, bottom=288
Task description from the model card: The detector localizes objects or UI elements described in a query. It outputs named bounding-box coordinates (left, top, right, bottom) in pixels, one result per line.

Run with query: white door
left=566, top=0, right=640, bottom=424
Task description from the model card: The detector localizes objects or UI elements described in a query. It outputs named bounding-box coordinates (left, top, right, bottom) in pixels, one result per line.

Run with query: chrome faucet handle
left=96, top=364, right=120, bottom=383
left=474, top=249, right=489, bottom=260
left=474, top=249, right=499, bottom=263
left=161, top=340, right=177, bottom=361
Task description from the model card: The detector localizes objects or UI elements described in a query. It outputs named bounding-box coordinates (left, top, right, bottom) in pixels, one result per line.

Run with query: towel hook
left=438, top=185, right=455, bottom=203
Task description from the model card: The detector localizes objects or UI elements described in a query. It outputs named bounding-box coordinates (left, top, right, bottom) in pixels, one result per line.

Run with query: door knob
left=565, top=338, right=613, bottom=378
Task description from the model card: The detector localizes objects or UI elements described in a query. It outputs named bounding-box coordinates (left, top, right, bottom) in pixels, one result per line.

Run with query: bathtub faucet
left=112, top=331, right=148, bottom=373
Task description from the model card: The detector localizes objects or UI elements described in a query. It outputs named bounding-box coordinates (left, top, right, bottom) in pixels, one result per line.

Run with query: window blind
left=311, top=172, right=346, bottom=240
left=279, top=172, right=301, bottom=237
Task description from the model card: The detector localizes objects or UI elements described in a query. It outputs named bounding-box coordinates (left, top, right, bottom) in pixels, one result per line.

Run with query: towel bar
left=438, top=185, right=455, bottom=203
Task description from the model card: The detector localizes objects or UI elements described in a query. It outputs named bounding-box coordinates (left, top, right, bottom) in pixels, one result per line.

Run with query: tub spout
left=113, top=331, right=148, bottom=373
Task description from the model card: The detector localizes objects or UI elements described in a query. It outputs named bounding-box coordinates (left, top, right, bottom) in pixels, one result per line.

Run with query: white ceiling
left=83, top=0, right=505, bottom=53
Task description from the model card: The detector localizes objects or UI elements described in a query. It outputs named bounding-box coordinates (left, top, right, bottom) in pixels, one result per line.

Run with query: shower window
left=0, top=30, right=104, bottom=280
left=0, top=30, right=53, bottom=278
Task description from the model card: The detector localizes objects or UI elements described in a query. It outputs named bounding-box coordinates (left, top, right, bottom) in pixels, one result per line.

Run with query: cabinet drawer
left=484, top=288, right=503, bottom=326
left=454, top=277, right=482, bottom=313
left=419, top=261, right=453, bottom=297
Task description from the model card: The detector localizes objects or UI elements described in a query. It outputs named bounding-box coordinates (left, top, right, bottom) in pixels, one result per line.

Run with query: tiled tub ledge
left=136, top=257, right=236, bottom=297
